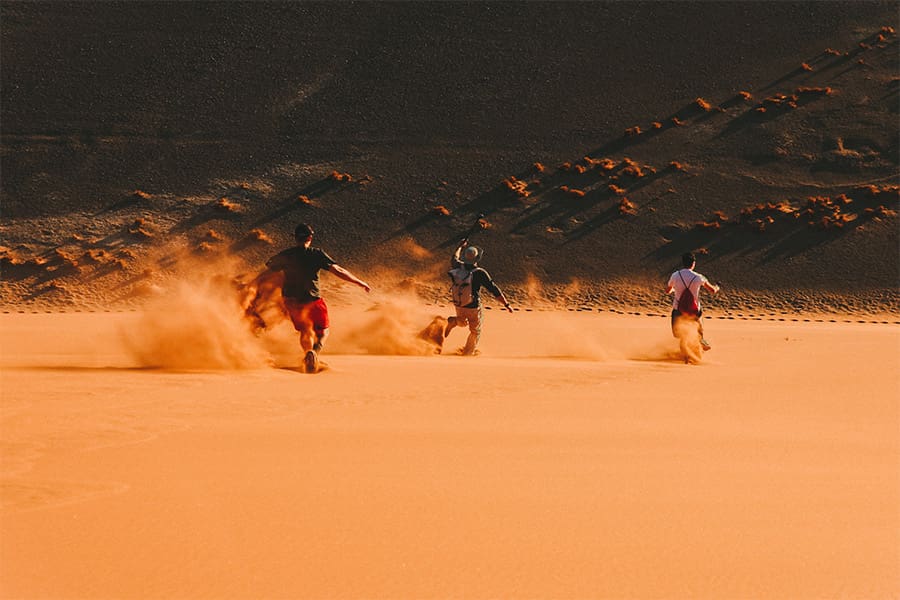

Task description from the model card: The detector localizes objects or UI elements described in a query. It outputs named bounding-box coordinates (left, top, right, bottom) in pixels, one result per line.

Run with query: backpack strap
left=678, top=270, right=698, bottom=290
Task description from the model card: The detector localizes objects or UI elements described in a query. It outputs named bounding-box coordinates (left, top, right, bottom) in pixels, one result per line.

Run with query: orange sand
left=1, top=308, right=898, bottom=598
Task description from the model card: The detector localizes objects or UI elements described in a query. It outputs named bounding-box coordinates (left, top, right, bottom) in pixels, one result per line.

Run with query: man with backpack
left=445, top=238, right=513, bottom=355
left=666, top=252, right=720, bottom=350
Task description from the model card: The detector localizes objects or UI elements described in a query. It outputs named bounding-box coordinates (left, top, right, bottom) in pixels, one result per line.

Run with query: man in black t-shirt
left=247, top=223, right=370, bottom=372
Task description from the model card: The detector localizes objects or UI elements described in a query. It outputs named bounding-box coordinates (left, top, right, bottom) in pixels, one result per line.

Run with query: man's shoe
left=700, top=339, right=711, bottom=351
left=303, top=350, right=319, bottom=373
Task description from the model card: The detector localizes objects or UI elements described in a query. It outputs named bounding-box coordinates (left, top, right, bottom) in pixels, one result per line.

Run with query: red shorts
left=283, top=297, right=330, bottom=336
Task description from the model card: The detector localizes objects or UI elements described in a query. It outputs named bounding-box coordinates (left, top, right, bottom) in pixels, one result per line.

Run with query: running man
left=665, top=251, right=720, bottom=350
left=247, top=223, right=370, bottom=372
left=445, top=238, right=513, bottom=355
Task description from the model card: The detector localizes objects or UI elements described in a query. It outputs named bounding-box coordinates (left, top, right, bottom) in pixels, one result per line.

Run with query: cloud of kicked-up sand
left=121, top=276, right=273, bottom=369
left=119, top=250, right=276, bottom=369
left=328, top=288, right=447, bottom=356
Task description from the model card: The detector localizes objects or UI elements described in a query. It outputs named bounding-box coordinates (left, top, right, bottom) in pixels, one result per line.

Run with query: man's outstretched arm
left=328, top=264, right=371, bottom=292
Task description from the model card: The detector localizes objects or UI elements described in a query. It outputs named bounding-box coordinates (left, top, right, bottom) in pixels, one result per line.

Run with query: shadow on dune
left=419, top=158, right=684, bottom=250
left=248, top=175, right=352, bottom=229
left=588, top=98, right=729, bottom=157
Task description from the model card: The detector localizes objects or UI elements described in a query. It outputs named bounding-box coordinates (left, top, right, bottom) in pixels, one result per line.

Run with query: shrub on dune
left=328, top=170, right=353, bottom=182
left=117, top=248, right=138, bottom=261
left=618, top=197, right=637, bottom=216
left=739, top=200, right=800, bottom=231
left=795, top=86, right=834, bottom=96
left=194, top=232, right=223, bottom=254
left=245, top=229, right=273, bottom=245
left=619, top=158, right=645, bottom=178
left=215, top=197, right=241, bottom=213
left=45, top=249, right=82, bottom=274
left=503, top=176, right=531, bottom=198
left=694, top=220, right=721, bottom=230
left=0, top=249, right=45, bottom=270
left=864, top=206, right=898, bottom=219
left=814, top=213, right=856, bottom=230
left=52, top=248, right=79, bottom=264
left=79, top=249, right=112, bottom=265
left=695, top=97, right=721, bottom=112
left=432, top=205, right=451, bottom=216
left=593, top=158, right=618, bottom=171
left=766, top=93, right=798, bottom=108
left=557, top=185, right=586, bottom=198
left=757, top=93, right=799, bottom=114
left=128, top=218, right=154, bottom=238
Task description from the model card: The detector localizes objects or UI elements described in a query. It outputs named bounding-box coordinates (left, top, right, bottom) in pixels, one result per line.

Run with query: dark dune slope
left=1, top=1, right=897, bottom=310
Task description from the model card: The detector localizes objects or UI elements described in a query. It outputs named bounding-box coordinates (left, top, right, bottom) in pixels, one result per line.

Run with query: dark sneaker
left=303, top=350, right=318, bottom=374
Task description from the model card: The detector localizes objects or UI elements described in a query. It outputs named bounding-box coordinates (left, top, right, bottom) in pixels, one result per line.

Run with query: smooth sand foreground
left=1, top=309, right=898, bottom=599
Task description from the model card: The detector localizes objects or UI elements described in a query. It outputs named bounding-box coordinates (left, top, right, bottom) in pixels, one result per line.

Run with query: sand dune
left=1, top=308, right=897, bottom=599
left=2, top=5, right=898, bottom=312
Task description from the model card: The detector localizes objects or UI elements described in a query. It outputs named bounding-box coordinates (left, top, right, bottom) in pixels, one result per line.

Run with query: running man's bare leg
left=313, top=328, right=329, bottom=353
